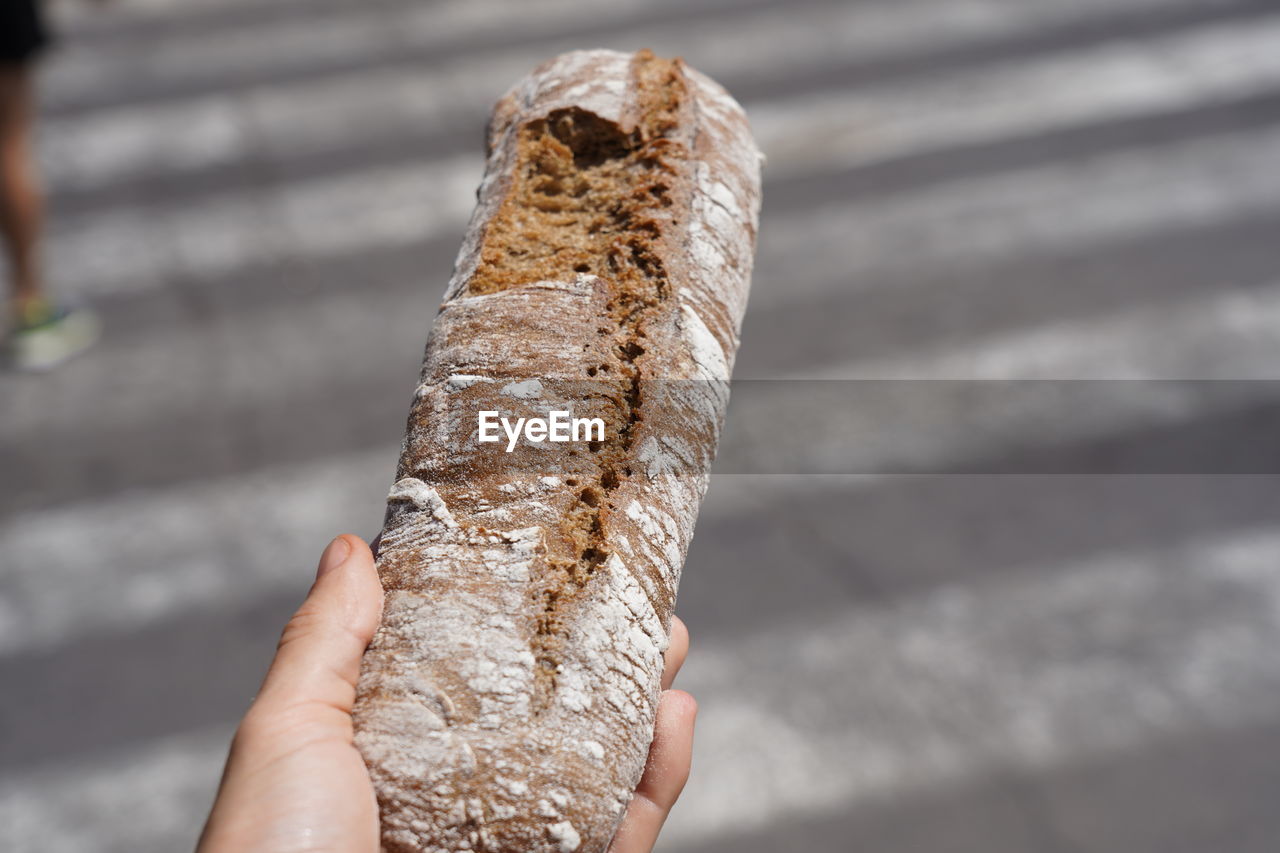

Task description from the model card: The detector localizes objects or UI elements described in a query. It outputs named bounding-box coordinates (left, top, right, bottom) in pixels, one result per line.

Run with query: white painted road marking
left=7, top=528, right=1280, bottom=851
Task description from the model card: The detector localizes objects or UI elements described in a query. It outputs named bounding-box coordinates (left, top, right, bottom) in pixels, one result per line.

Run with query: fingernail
left=317, top=536, right=352, bottom=579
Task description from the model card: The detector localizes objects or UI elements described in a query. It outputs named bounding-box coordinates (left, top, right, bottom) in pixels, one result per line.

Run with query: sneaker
left=6, top=302, right=101, bottom=371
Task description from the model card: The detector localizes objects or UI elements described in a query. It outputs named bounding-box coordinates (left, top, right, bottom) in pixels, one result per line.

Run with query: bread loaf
left=352, top=48, right=763, bottom=852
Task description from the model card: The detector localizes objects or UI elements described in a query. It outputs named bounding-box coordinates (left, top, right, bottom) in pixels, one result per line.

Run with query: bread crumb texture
left=353, top=49, right=761, bottom=852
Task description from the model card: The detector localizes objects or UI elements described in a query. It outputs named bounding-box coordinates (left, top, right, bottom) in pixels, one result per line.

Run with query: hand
left=197, top=534, right=697, bottom=853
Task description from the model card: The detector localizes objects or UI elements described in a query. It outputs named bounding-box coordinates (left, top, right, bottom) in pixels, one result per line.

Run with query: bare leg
left=0, top=63, right=44, bottom=313
left=0, top=59, right=97, bottom=369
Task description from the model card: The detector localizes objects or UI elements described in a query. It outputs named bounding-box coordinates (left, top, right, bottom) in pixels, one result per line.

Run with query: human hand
left=197, top=534, right=697, bottom=853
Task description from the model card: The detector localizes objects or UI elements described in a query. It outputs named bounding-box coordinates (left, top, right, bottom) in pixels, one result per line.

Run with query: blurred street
left=4, top=0, right=1280, bottom=850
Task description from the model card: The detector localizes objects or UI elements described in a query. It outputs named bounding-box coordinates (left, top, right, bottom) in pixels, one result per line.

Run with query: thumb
left=251, top=535, right=384, bottom=731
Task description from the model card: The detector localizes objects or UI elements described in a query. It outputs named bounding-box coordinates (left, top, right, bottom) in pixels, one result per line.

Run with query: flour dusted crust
left=352, top=49, right=763, bottom=852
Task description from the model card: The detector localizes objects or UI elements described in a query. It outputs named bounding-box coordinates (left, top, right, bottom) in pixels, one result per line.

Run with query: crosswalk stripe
left=7, top=527, right=1280, bottom=851
left=0, top=447, right=391, bottom=656
left=714, top=281, right=1280, bottom=477
left=754, top=122, right=1280, bottom=311
left=661, top=527, right=1280, bottom=845
left=0, top=227, right=452, bottom=440
left=43, top=0, right=1263, bottom=193
left=0, top=725, right=233, bottom=853
left=39, top=105, right=1280, bottom=312
left=45, top=153, right=481, bottom=297
left=54, top=0, right=724, bottom=31
left=50, top=0, right=1209, bottom=111
left=752, top=13, right=1280, bottom=181
left=816, top=280, right=1280, bottom=381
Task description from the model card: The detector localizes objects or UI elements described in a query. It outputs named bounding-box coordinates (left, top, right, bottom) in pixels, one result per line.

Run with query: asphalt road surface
left=4, top=0, right=1280, bottom=850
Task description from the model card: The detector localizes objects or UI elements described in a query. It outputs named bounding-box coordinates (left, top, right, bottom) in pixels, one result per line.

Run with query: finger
left=607, top=689, right=698, bottom=853
left=661, top=616, right=689, bottom=690
left=251, top=535, right=384, bottom=725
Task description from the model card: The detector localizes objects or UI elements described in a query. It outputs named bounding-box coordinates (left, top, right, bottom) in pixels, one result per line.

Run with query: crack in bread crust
left=467, top=53, right=690, bottom=712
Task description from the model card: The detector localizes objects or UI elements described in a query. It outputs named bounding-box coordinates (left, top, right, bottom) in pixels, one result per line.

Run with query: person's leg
left=0, top=62, right=43, bottom=312
left=0, top=3, right=96, bottom=369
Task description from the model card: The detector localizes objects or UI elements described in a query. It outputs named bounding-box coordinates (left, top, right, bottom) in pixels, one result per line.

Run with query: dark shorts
left=0, top=0, right=51, bottom=66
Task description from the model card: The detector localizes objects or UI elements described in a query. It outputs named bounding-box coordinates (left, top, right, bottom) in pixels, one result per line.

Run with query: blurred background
left=4, top=0, right=1280, bottom=850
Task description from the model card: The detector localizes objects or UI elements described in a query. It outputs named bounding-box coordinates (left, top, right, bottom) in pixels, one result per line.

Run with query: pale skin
left=198, top=534, right=697, bottom=853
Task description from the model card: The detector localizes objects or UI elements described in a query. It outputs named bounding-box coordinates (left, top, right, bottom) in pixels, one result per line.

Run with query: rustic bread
left=352, top=48, right=763, bottom=852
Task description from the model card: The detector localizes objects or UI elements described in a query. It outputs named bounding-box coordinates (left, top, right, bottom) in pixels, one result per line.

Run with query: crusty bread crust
left=352, top=49, right=763, bottom=853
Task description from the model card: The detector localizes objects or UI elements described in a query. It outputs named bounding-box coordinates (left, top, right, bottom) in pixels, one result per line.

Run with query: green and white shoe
left=6, top=302, right=101, bottom=371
